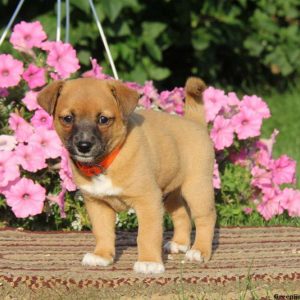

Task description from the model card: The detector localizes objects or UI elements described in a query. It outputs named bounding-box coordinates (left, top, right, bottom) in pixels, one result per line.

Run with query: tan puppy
left=37, top=77, right=216, bottom=274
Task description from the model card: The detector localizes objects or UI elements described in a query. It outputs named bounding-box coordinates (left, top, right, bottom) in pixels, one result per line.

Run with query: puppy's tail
left=184, top=77, right=207, bottom=126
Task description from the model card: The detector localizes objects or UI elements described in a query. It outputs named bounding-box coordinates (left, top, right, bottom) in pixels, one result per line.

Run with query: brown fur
left=37, top=77, right=216, bottom=272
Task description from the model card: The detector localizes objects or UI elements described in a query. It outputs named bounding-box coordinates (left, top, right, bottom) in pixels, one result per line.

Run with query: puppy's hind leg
left=163, top=189, right=191, bottom=254
left=181, top=177, right=216, bottom=263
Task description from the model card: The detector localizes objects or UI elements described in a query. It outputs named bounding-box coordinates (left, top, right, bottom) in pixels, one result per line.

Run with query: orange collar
left=75, top=144, right=122, bottom=177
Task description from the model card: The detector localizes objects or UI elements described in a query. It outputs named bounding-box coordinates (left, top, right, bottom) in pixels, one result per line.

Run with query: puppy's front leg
left=82, top=195, right=116, bottom=267
left=133, top=191, right=165, bottom=274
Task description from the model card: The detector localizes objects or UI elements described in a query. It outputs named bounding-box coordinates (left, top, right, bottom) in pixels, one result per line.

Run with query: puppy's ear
left=37, top=80, right=65, bottom=115
left=108, top=80, right=139, bottom=119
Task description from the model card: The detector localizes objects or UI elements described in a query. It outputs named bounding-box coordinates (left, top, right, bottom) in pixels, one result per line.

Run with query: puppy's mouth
left=72, top=154, right=96, bottom=164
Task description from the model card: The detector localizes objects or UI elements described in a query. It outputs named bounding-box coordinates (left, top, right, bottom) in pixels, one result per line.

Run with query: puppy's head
left=37, top=78, right=139, bottom=164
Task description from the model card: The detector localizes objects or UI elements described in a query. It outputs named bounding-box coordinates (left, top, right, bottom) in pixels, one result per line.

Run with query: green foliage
left=220, top=163, right=254, bottom=205
left=1, top=0, right=300, bottom=91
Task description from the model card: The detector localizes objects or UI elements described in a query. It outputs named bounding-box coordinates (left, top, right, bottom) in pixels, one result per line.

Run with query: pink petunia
left=0, top=151, right=20, bottom=189
left=4, top=178, right=46, bottom=218
left=231, top=107, right=262, bottom=140
left=30, top=109, right=53, bottom=129
left=203, top=87, right=227, bottom=122
left=15, top=143, right=47, bottom=172
left=22, top=64, right=46, bottom=89
left=45, top=41, right=80, bottom=78
left=0, top=135, right=17, bottom=151
left=0, top=54, right=24, bottom=88
left=241, top=95, right=270, bottom=119
left=210, top=115, right=234, bottom=150
left=28, top=128, right=62, bottom=159
left=230, top=148, right=253, bottom=167
left=158, top=87, right=184, bottom=115
left=255, top=130, right=279, bottom=168
left=22, top=91, right=40, bottom=111
left=59, top=148, right=77, bottom=191
left=0, top=87, right=9, bottom=97
left=82, top=58, right=107, bottom=79
left=243, top=207, right=253, bottom=215
left=213, top=160, right=221, bottom=189
left=8, top=113, right=34, bottom=143
left=271, top=155, right=296, bottom=185
left=251, top=166, right=273, bottom=192
left=10, top=21, right=47, bottom=51
left=47, top=188, right=66, bottom=218
left=279, top=188, right=300, bottom=217
left=257, top=194, right=283, bottom=220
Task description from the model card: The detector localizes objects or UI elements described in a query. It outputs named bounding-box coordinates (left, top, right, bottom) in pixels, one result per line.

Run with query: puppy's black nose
left=76, top=141, right=93, bottom=153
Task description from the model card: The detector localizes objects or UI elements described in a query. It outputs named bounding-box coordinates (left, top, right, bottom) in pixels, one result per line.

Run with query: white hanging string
left=0, top=0, right=26, bottom=47
left=88, top=0, right=119, bottom=80
left=56, top=0, right=61, bottom=41
left=65, top=0, right=70, bottom=43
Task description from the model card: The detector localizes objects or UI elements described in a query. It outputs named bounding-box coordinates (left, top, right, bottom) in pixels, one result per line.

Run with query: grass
left=262, top=87, right=300, bottom=188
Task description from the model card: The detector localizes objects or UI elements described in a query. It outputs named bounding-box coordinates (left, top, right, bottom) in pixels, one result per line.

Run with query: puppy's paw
left=185, top=249, right=203, bottom=262
left=82, top=253, right=113, bottom=267
left=164, top=241, right=189, bottom=254
left=133, top=261, right=165, bottom=274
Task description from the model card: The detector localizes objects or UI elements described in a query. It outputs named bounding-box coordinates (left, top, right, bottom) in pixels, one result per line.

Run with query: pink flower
left=59, top=149, right=77, bottom=191
left=47, top=189, right=66, bottom=218
left=271, top=155, right=296, bottom=185
left=82, top=58, right=107, bottom=79
left=0, top=54, right=23, bottom=88
left=210, top=116, right=234, bottom=150
left=30, top=109, right=53, bottom=129
left=257, top=195, right=283, bottom=220
left=254, top=129, right=279, bottom=168
left=0, top=88, right=9, bottom=97
left=279, top=188, right=300, bottom=217
left=213, top=161, right=221, bottom=189
left=251, top=166, right=273, bottom=193
left=0, top=135, right=17, bottom=151
left=22, top=91, right=40, bottom=111
left=45, top=41, right=80, bottom=78
left=22, top=64, right=46, bottom=89
left=241, top=95, right=270, bottom=119
left=9, top=113, right=34, bottom=142
left=15, top=144, right=47, bottom=172
left=158, top=87, right=184, bottom=115
left=203, top=87, right=227, bottom=122
left=243, top=207, right=253, bottom=215
left=138, top=81, right=159, bottom=109
left=0, top=151, right=20, bottom=189
left=10, top=21, right=47, bottom=51
left=28, top=128, right=62, bottom=159
left=231, top=107, right=262, bottom=140
left=4, top=178, right=46, bottom=218
left=230, top=148, right=252, bottom=167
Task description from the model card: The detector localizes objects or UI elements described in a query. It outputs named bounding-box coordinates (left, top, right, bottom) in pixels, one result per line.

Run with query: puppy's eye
left=61, top=115, right=74, bottom=124
left=98, top=115, right=109, bottom=125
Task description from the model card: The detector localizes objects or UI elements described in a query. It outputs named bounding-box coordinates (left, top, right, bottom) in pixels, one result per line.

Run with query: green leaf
left=147, top=65, right=170, bottom=80
left=144, top=41, right=162, bottom=61
left=142, top=22, right=166, bottom=40
left=70, top=0, right=90, bottom=14
left=101, top=0, right=123, bottom=22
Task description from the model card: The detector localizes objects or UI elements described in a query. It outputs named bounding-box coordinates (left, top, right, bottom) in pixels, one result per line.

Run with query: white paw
left=82, top=253, right=113, bottom=267
left=133, top=261, right=165, bottom=274
left=164, top=241, right=189, bottom=254
left=185, top=249, right=203, bottom=262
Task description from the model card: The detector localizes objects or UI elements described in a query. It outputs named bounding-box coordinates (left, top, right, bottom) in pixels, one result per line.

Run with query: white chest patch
left=79, top=174, right=122, bottom=198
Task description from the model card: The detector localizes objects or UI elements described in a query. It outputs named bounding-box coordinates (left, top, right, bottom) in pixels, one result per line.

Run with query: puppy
left=37, top=77, right=216, bottom=274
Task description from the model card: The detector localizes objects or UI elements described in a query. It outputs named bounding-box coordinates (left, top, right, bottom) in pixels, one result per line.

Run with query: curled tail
left=184, top=77, right=207, bottom=126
